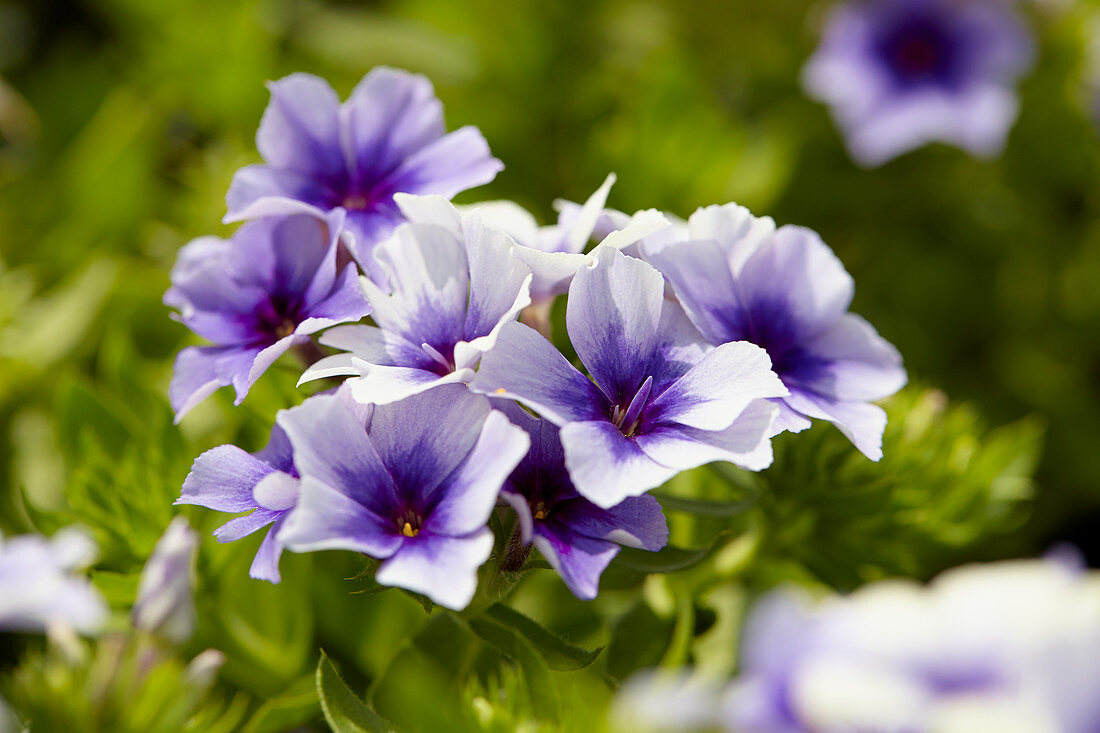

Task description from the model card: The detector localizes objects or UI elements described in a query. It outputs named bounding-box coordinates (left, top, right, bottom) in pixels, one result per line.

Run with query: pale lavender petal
left=224, top=165, right=335, bottom=222
left=344, top=67, right=445, bottom=183
left=469, top=321, right=607, bottom=425
left=501, top=490, right=535, bottom=544
left=532, top=523, right=619, bottom=601
left=643, top=237, right=746, bottom=345
left=342, top=207, right=404, bottom=281
left=636, top=399, right=779, bottom=473
left=319, top=324, right=430, bottom=369
left=169, top=345, right=228, bottom=422
left=277, top=477, right=401, bottom=558
left=252, top=471, right=299, bottom=512
left=560, top=420, right=679, bottom=509
left=737, top=226, right=854, bottom=340
left=771, top=398, right=814, bottom=436
left=239, top=335, right=300, bottom=402
left=256, top=73, right=346, bottom=185
left=648, top=341, right=787, bottom=431
left=427, top=410, right=530, bottom=536
left=560, top=493, right=668, bottom=551
left=367, top=384, right=490, bottom=500
left=177, top=445, right=276, bottom=512
left=359, top=224, right=469, bottom=353
left=275, top=393, right=401, bottom=519
left=213, top=509, right=280, bottom=543
left=567, top=246, right=664, bottom=404
left=684, top=202, right=777, bottom=274
left=347, top=363, right=472, bottom=406
left=374, top=528, right=494, bottom=610
left=460, top=214, right=533, bottom=343
left=800, top=313, right=907, bottom=402
left=300, top=265, right=371, bottom=324
left=782, top=390, right=889, bottom=461
left=382, top=126, right=502, bottom=199
left=249, top=522, right=285, bottom=584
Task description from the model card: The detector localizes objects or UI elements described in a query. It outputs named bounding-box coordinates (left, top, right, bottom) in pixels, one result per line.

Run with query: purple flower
left=720, top=558, right=1100, bottom=733
left=802, top=0, right=1034, bottom=166
left=471, top=245, right=788, bottom=509
left=299, top=196, right=533, bottom=406
left=495, top=401, right=668, bottom=600
left=165, top=211, right=370, bottom=422
left=276, top=384, right=529, bottom=610
left=0, top=527, right=106, bottom=635
left=225, top=69, right=502, bottom=277
left=461, top=174, right=669, bottom=302
left=132, top=517, right=198, bottom=643
left=175, top=388, right=367, bottom=583
left=644, top=208, right=906, bottom=460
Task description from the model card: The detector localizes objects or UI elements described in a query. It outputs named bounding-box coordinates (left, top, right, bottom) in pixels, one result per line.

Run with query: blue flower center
left=395, top=508, right=423, bottom=538
left=254, top=295, right=302, bottom=343
left=873, top=11, right=964, bottom=89
left=741, top=299, right=828, bottom=390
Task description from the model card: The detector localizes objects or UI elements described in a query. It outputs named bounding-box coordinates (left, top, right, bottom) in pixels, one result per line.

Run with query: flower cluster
left=168, top=68, right=905, bottom=609
left=615, top=555, right=1100, bottom=733
left=803, top=0, right=1034, bottom=166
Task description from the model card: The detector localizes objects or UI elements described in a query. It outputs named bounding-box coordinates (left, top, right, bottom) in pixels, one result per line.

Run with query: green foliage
left=0, top=635, right=247, bottom=733
left=316, top=651, right=391, bottom=733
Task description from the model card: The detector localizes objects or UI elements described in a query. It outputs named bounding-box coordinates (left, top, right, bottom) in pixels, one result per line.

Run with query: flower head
left=0, top=528, right=106, bottom=635
left=495, top=401, right=668, bottom=599
left=131, top=517, right=199, bottom=643
left=472, top=245, right=787, bottom=508
left=225, top=69, right=503, bottom=275
left=276, top=384, right=529, bottom=610
left=165, top=211, right=369, bottom=421
left=300, top=196, right=533, bottom=406
left=802, top=0, right=1034, bottom=166
left=644, top=207, right=906, bottom=460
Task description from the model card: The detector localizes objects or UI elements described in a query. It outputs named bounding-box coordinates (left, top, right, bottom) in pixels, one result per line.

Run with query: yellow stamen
left=495, top=388, right=507, bottom=394
left=534, top=509, right=548, bottom=520
left=402, top=522, right=418, bottom=538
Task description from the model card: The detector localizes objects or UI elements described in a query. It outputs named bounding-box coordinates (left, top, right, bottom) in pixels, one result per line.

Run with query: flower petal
left=427, top=409, right=530, bottom=536
left=469, top=321, right=607, bottom=425
left=636, top=399, right=780, bottom=473
left=277, top=477, right=402, bottom=558
left=782, top=390, right=889, bottom=461
left=532, top=523, right=620, bottom=601
left=560, top=420, right=679, bottom=509
left=382, top=126, right=502, bottom=199
left=374, top=528, right=494, bottom=610
left=177, top=445, right=276, bottom=512
left=257, top=73, right=347, bottom=185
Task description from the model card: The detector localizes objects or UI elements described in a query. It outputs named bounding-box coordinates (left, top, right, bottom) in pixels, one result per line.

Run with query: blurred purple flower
left=0, top=527, right=106, bottom=635
left=645, top=208, right=906, bottom=460
left=299, top=196, right=532, bottom=406
left=802, top=0, right=1034, bottom=166
left=721, top=558, right=1100, bottom=733
left=471, top=245, right=787, bottom=509
left=225, top=69, right=502, bottom=276
left=165, top=212, right=369, bottom=422
left=495, top=401, right=668, bottom=599
left=132, top=517, right=198, bottom=643
left=276, top=385, right=529, bottom=610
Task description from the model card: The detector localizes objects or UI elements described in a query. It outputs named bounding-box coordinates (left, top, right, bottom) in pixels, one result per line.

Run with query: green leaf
left=241, top=673, right=320, bottom=733
left=606, top=602, right=673, bottom=681
left=466, top=614, right=559, bottom=721
left=613, top=543, right=715, bottom=573
left=316, top=651, right=391, bottom=733
left=485, top=603, right=601, bottom=671
left=651, top=492, right=757, bottom=517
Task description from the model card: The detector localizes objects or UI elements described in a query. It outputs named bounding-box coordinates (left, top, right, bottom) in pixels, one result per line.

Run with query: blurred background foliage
left=0, top=0, right=1097, bottom=730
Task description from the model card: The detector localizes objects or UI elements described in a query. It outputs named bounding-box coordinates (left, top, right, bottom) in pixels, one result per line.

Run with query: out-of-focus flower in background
left=0, top=527, right=106, bottom=635
left=802, top=0, right=1034, bottom=166
left=616, top=555, right=1100, bottom=733
left=131, top=517, right=199, bottom=644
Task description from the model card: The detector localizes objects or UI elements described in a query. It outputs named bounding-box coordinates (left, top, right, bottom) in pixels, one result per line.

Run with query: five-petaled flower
left=472, top=245, right=787, bottom=509
left=225, top=69, right=503, bottom=280
left=165, top=211, right=370, bottom=421
left=802, top=0, right=1033, bottom=166
left=276, top=384, right=529, bottom=610
left=495, top=401, right=668, bottom=600
left=644, top=205, right=907, bottom=460
left=299, top=195, right=532, bottom=406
